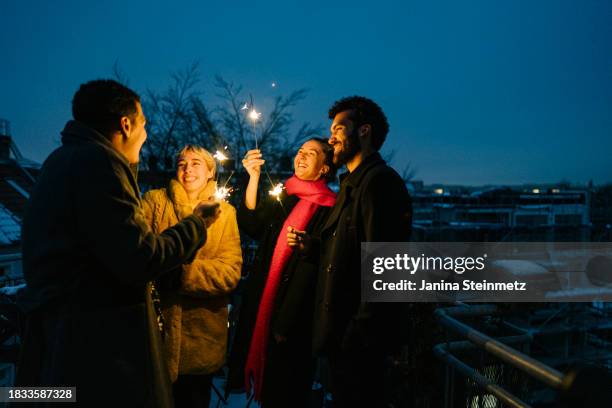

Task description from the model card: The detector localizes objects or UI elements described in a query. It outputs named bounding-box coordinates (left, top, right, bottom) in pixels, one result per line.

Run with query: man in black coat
left=312, top=96, right=413, bottom=407
left=17, top=80, right=219, bottom=407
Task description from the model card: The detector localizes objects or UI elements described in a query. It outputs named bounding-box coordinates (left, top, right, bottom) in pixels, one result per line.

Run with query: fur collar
left=167, top=178, right=217, bottom=220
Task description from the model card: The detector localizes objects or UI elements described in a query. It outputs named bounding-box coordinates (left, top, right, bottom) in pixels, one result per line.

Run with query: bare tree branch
left=382, top=148, right=417, bottom=182
left=401, top=163, right=418, bottom=182
left=142, top=66, right=319, bottom=177
left=142, top=63, right=203, bottom=171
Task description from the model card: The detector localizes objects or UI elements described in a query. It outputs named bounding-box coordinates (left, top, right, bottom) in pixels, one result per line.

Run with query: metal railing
left=433, top=305, right=610, bottom=408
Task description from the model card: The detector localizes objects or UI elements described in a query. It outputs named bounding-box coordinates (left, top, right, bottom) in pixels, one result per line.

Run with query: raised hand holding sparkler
left=242, top=149, right=265, bottom=179
left=241, top=98, right=287, bottom=214
left=242, top=149, right=264, bottom=210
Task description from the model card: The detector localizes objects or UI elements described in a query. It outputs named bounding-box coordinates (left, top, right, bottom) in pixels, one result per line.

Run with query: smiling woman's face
left=176, top=150, right=211, bottom=195
left=293, top=140, right=328, bottom=181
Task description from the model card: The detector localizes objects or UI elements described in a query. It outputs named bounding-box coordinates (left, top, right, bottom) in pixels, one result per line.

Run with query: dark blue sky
left=1, top=0, right=611, bottom=185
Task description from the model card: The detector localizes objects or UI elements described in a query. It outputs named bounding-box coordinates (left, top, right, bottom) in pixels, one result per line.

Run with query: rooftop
left=0, top=204, right=20, bottom=245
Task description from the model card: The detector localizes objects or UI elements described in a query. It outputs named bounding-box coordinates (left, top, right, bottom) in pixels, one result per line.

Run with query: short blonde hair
left=175, top=144, right=216, bottom=180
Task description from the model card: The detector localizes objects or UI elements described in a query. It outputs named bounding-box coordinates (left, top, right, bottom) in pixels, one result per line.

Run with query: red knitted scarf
left=245, top=175, right=336, bottom=401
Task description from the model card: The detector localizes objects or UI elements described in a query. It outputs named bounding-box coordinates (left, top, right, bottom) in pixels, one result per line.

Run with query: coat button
left=326, top=264, right=333, bottom=274
left=324, top=302, right=330, bottom=311
left=282, top=274, right=289, bottom=283
left=332, top=230, right=337, bottom=237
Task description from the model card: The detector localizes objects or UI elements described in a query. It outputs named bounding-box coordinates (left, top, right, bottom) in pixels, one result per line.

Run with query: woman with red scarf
left=227, top=138, right=336, bottom=407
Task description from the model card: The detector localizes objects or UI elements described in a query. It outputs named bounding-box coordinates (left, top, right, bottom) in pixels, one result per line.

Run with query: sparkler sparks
left=213, top=150, right=228, bottom=162
left=214, top=186, right=233, bottom=201
left=268, top=183, right=284, bottom=198
left=214, top=170, right=235, bottom=201
left=246, top=99, right=262, bottom=149
left=248, top=109, right=261, bottom=122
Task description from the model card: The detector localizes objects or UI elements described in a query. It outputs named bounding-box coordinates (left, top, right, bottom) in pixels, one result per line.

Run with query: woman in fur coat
left=143, top=145, right=242, bottom=407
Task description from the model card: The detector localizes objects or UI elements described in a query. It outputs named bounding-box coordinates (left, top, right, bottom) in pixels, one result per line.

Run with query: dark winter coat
left=312, top=152, right=413, bottom=355
left=16, top=120, right=207, bottom=408
left=226, top=192, right=331, bottom=395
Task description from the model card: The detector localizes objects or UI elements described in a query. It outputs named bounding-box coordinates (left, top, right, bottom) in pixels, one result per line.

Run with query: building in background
left=0, top=119, right=38, bottom=386
left=410, top=183, right=591, bottom=242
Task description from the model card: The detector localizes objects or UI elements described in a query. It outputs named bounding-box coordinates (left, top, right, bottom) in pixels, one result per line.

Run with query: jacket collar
left=61, top=120, right=116, bottom=150
left=321, top=152, right=385, bottom=234
left=61, top=120, right=139, bottom=179
left=339, top=152, right=385, bottom=188
left=167, top=178, right=217, bottom=220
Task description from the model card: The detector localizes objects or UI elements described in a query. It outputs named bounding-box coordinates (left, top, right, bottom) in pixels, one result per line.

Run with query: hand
left=287, top=226, right=310, bottom=253
left=274, top=333, right=287, bottom=344
left=194, top=201, right=221, bottom=228
left=242, top=149, right=265, bottom=179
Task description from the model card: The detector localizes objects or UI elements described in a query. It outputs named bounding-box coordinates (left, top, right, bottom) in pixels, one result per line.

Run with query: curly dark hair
left=307, top=137, right=337, bottom=183
left=72, top=79, right=140, bottom=137
left=328, top=96, right=389, bottom=151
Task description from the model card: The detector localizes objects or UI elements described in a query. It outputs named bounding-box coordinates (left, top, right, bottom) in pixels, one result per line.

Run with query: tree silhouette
left=138, top=63, right=322, bottom=176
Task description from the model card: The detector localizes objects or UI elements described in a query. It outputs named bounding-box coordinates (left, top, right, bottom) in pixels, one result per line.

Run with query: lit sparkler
left=214, top=186, right=233, bottom=201
left=246, top=94, right=261, bottom=149
left=248, top=107, right=261, bottom=149
left=248, top=109, right=262, bottom=121
left=213, top=170, right=235, bottom=201
left=213, top=150, right=228, bottom=162
left=268, top=183, right=284, bottom=199
left=267, top=180, right=287, bottom=216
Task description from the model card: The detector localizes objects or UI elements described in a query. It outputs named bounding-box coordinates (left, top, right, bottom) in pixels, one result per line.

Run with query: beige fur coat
left=143, top=179, right=242, bottom=381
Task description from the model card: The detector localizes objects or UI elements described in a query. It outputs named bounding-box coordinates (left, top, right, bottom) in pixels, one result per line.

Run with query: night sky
left=1, top=0, right=611, bottom=185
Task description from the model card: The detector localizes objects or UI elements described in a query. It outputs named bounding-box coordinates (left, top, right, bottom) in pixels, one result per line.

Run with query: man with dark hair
left=313, top=96, right=412, bottom=406
left=17, top=79, right=219, bottom=407
left=71, top=79, right=141, bottom=137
